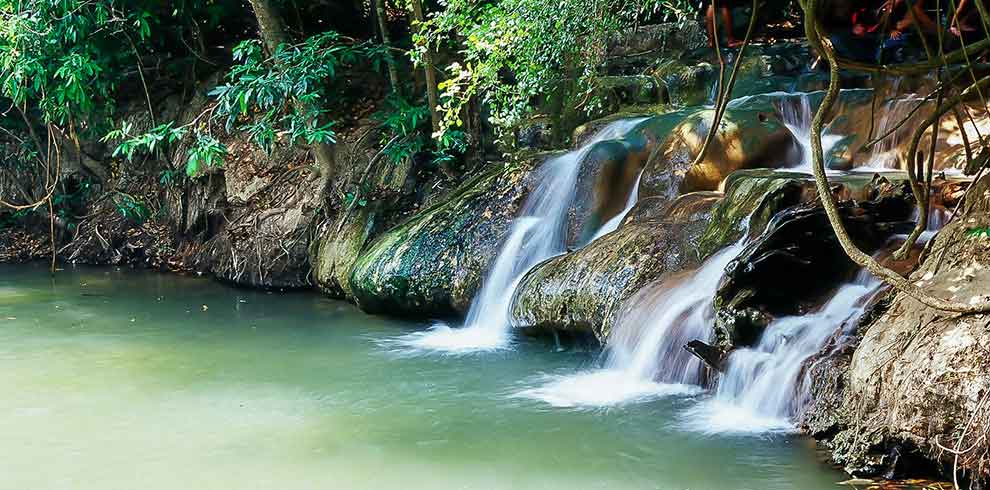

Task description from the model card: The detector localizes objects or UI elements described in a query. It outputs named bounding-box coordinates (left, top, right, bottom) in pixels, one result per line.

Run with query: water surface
left=1, top=264, right=846, bottom=489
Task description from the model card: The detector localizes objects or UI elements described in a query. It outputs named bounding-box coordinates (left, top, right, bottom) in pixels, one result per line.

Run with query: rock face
left=808, top=175, right=990, bottom=482
left=348, top=162, right=531, bottom=316
left=650, top=42, right=817, bottom=107
left=511, top=193, right=718, bottom=341
left=198, top=139, right=319, bottom=290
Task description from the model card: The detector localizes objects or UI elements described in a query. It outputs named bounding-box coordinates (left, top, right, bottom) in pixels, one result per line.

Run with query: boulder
left=714, top=172, right=914, bottom=349
left=638, top=98, right=794, bottom=199
left=567, top=119, right=657, bottom=244
left=511, top=193, right=719, bottom=341
left=310, top=206, right=379, bottom=298
left=309, top=123, right=422, bottom=298
left=348, top=161, right=531, bottom=316
left=713, top=177, right=915, bottom=349
left=509, top=168, right=885, bottom=342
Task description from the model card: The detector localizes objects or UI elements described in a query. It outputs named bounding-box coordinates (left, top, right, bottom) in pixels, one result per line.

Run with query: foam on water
left=518, top=240, right=747, bottom=407
left=683, top=272, right=883, bottom=435
left=515, top=369, right=702, bottom=409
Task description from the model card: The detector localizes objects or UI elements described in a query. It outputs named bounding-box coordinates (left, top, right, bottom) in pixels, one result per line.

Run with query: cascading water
left=678, top=172, right=949, bottom=434
left=588, top=171, right=644, bottom=242
left=684, top=270, right=884, bottom=434
left=778, top=93, right=842, bottom=172
left=516, top=239, right=748, bottom=407
left=393, top=118, right=646, bottom=354
left=858, top=81, right=917, bottom=171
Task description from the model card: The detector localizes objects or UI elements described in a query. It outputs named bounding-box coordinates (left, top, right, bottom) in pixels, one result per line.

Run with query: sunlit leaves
left=0, top=0, right=126, bottom=127
left=185, top=133, right=226, bottom=177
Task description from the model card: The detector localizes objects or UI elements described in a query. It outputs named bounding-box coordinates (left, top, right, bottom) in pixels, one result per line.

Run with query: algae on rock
left=348, top=162, right=532, bottom=316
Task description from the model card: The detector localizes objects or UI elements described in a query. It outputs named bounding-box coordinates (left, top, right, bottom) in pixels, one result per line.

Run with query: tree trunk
left=410, top=0, right=441, bottom=134
left=247, top=0, right=336, bottom=186
left=374, top=0, right=402, bottom=92
left=247, top=0, right=291, bottom=53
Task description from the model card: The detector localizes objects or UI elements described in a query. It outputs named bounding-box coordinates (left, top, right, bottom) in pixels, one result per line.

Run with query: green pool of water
left=0, top=264, right=847, bottom=489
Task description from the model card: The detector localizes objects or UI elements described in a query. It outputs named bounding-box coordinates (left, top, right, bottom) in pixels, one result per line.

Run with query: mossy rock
left=348, top=161, right=532, bottom=316
left=310, top=205, right=381, bottom=299
left=511, top=193, right=719, bottom=341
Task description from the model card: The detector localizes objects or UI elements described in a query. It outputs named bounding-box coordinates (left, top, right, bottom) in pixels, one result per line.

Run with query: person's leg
left=721, top=7, right=743, bottom=47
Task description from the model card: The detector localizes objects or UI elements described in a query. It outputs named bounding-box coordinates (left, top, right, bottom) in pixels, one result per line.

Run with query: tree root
left=801, top=0, right=990, bottom=314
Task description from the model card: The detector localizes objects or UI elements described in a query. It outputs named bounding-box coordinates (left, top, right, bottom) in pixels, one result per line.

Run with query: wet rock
left=568, top=121, right=656, bottom=244
left=308, top=124, right=423, bottom=298
left=639, top=98, right=794, bottom=199
left=511, top=193, right=718, bottom=341
left=816, top=175, right=990, bottom=482
left=712, top=174, right=915, bottom=348
left=685, top=340, right=728, bottom=373
left=310, top=205, right=379, bottom=298
left=348, top=161, right=531, bottom=316
left=508, top=168, right=892, bottom=342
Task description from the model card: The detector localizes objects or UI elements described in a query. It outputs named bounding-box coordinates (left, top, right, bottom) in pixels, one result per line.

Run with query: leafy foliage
left=185, top=133, right=226, bottom=177
left=375, top=94, right=467, bottom=167
left=209, top=32, right=388, bottom=153
left=0, top=0, right=151, bottom=128
left=103, top=121, right=228, bottom=178
left=424, top=0, right=697, bottom=135
left=112, top=193, right=149, bottom=224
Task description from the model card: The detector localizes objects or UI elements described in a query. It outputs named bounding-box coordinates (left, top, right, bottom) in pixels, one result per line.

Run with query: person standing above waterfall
left=819, top=0, right=886, bottom=63
left=704, top=0, right=747, bottom=48
left=950, top=0, right=990, bottom=43
left=879, top=0, right=938, bottom=62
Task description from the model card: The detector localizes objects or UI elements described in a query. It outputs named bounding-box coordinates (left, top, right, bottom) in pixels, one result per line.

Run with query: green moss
left=348, top=161, right=530, bottom=316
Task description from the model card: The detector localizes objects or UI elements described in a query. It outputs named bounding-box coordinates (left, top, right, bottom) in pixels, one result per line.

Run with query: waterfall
left=855, top=79, right=924, bottom=171
left=516, top=239, right=748, bottom=407
left=393, top=118, right=646, bottom=354
left=684, top=270, right=884, bottom=434
left=778, top=93, right=842, bottom=172
left=588, top=170, right=644, bottom=242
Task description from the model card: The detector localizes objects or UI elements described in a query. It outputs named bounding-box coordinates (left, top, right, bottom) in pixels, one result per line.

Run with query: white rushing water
left=684, top=270, right=883, bottom=434
left=588, top=170, right=644, bottom=242
left=856, top=81, right=918, bottom=172
left=395, top=118, right=646, bottom=354
left=517, top=240, right=747, bottom=407
left=778, top=94, right=843, bottom=172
